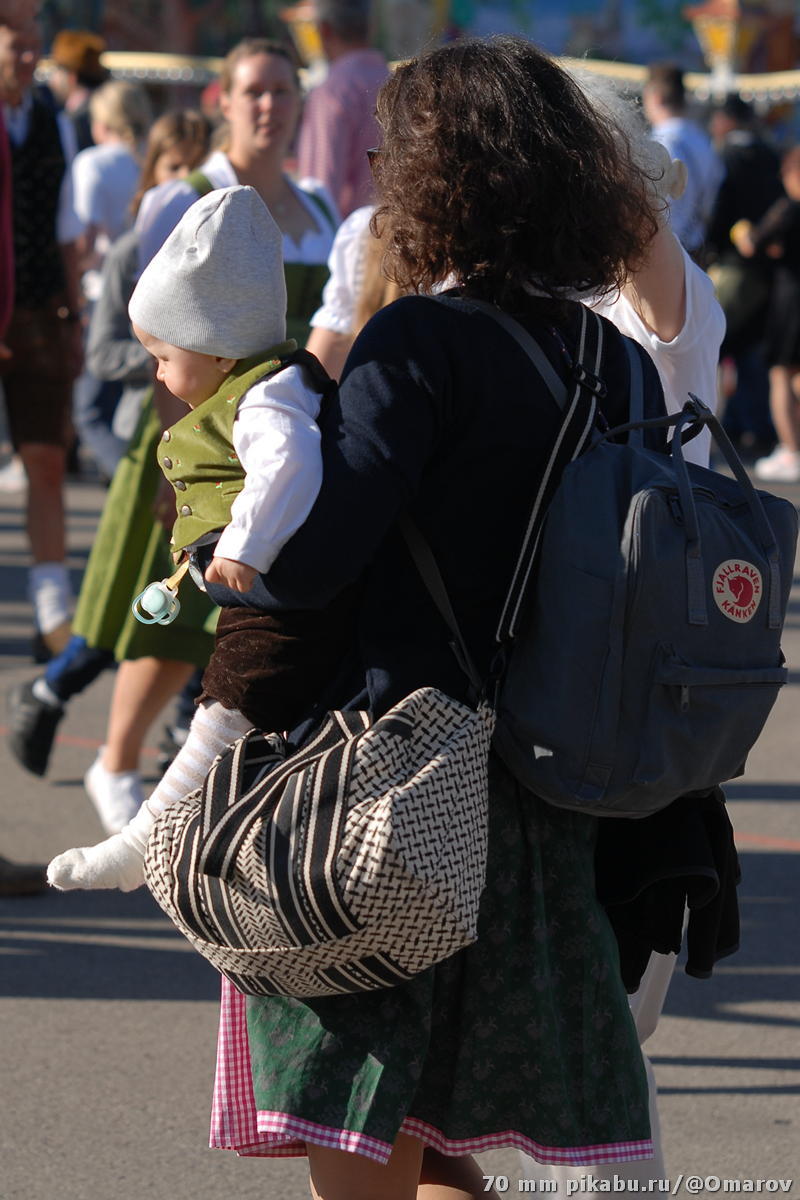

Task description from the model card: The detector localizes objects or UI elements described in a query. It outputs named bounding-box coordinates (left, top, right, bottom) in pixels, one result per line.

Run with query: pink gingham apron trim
left=209, top=979, right=654, bottom=1167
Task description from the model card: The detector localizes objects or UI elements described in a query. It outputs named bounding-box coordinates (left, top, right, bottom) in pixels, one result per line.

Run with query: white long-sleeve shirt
left=210, top=362, right=323, bottom=574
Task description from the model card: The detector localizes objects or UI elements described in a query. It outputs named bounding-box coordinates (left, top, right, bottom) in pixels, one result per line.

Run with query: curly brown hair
left=371, top=36, right=658, bottom=304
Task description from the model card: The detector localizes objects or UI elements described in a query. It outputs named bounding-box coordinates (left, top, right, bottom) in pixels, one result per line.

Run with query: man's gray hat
left=129, top=184, right=286, bottom=360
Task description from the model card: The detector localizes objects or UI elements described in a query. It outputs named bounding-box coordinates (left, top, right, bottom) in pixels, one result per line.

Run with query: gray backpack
left=405, top=301, right=798, bottom=818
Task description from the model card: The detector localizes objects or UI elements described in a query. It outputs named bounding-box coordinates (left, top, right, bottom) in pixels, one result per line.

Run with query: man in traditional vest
left=0, top=4, right=84, bottom=659
left=0, top=11, right=48, bottom=894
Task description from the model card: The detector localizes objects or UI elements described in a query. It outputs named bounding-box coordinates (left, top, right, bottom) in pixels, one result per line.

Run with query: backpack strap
left=399, top=300, right=608, bottom=698
left=494, top=304, right=604, bottom=642
left=624, top=336, right=645, bottom=448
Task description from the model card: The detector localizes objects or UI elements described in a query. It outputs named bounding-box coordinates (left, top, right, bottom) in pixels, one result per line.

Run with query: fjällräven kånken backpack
left=411, top=300, right=798, bottom=818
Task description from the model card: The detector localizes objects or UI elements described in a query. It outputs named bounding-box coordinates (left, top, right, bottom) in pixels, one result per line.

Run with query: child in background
left=48, top=184, right=335, bottom=892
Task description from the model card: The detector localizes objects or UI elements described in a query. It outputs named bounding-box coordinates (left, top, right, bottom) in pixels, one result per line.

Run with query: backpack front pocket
left=632, top=646, right=787, bottom=796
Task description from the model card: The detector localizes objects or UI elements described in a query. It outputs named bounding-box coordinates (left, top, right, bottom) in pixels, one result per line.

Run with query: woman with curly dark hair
left=216, top=37, right=669, bottom=1198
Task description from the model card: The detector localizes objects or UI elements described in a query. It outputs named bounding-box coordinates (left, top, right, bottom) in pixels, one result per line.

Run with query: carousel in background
left=35, top=0, right=800, bottom=110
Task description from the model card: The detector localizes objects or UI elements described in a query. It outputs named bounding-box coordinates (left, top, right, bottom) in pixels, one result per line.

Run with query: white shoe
left=0, top=455, right=27, bottom=493
left=84, top=750, right=144, bottom=834
left=753, top=445, right=800, bottom=483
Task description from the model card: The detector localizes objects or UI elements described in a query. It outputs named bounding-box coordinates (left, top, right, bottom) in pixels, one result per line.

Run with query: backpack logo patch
left=713, top=560, right=762, bottom=623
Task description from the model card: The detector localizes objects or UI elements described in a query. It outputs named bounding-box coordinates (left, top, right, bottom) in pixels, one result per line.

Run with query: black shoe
left=6, top=681, right=64, bottom=777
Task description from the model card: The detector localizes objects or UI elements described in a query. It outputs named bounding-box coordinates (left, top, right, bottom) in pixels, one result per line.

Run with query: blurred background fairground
left=32, top=0, right=800, bottom=121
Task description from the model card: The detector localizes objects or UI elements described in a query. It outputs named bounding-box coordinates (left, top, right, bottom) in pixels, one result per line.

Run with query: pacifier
left=131, top=559, right=189, bottom=625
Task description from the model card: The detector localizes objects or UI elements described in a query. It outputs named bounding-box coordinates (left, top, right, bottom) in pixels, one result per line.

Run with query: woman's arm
left=620, top=219, right=686, bottom=344
left=305, top=206, right=374, bottom=380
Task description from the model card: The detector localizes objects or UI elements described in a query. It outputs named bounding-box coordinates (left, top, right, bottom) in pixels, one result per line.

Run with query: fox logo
left=713, top=559, right=762, bottom=623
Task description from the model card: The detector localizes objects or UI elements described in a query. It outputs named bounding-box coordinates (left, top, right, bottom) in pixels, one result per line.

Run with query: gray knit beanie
left=129, top=185, right=286, bottom=360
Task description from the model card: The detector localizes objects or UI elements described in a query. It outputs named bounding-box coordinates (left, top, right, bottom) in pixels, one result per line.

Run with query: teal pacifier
left=131, top=560, right=189, bottom=625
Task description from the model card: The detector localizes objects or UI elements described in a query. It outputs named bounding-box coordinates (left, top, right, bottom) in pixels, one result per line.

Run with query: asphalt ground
left=0, top=467, right=798, bottom=1199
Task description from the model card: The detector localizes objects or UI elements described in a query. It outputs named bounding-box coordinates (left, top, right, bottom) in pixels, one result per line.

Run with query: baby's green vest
left=158, top=342, right=296, bottom=553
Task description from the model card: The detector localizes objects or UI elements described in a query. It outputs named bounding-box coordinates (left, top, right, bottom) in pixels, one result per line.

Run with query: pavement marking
left=734, top=832, right=800, bottom=851
left=0, top=723, right=160, bottom=757
left=0, top=928, right=192, bottom=952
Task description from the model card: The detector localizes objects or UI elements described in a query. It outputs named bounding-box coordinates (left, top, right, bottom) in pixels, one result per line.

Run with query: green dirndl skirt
left=72, top=393, right=217, bottom=666
left=236, top=758, right=652, bottom=1167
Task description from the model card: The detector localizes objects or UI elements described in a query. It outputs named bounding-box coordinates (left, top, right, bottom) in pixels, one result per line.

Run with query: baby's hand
left=205, top=556, right=257, bottom=592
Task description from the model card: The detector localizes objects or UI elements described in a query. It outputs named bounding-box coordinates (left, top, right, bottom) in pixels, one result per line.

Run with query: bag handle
left=398, top=514, right=484, bottom=699
left=599, top=393, right=785, bottom=628
left=672, top=397, right=784, bottom=629
left=197, top=712, right=369, bottom=879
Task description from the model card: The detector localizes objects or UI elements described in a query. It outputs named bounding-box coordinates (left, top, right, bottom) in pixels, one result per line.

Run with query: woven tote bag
left=144, top=686, right=493, bottom=997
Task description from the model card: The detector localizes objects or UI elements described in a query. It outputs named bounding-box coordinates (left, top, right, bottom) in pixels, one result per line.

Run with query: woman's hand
left=205, top=556, right=257, bottom=592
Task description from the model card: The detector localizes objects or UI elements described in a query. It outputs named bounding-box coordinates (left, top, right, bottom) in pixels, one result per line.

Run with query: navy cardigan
left=202, top=292, right=667, bottom=724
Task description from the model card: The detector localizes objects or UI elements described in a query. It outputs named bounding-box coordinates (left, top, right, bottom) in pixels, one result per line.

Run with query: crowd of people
left=0, top=0, right=797, bottom=1193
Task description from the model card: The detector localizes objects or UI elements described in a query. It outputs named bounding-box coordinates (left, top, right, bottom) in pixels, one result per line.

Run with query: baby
left=48, top=185, right=332, bottom=891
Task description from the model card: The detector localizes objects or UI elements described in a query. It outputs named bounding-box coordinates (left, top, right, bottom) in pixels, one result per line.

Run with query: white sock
left=147, top=700, right=253, bottom=815
left=47, top=799, right=157, bottom=892
left=47, top=703, right=252, bottom=893
left=29, top=562, right=72, bottom=634
left=32, top=677, right=62, bottom=709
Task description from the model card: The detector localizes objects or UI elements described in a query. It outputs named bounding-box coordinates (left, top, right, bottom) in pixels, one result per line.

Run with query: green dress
left=72, top=394, right=218, bottom=664
left=212, top=760, right=651, bottom=1166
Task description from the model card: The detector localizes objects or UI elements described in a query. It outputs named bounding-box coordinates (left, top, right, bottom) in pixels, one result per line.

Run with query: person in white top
left=48, top=185, right=327, bottom=893
left=543, top=70, right=725, bottom=1187
left=71, top=79, right=152, bottom=298
left=70, top=79, right=153, bottom=479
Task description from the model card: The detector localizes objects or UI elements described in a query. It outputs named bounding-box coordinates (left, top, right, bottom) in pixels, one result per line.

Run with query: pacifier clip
left=131, top=558, right=190, bottom=625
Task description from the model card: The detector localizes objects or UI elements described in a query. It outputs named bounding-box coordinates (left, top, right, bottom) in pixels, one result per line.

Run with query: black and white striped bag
left=143, top=687, right=493, bottom=997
